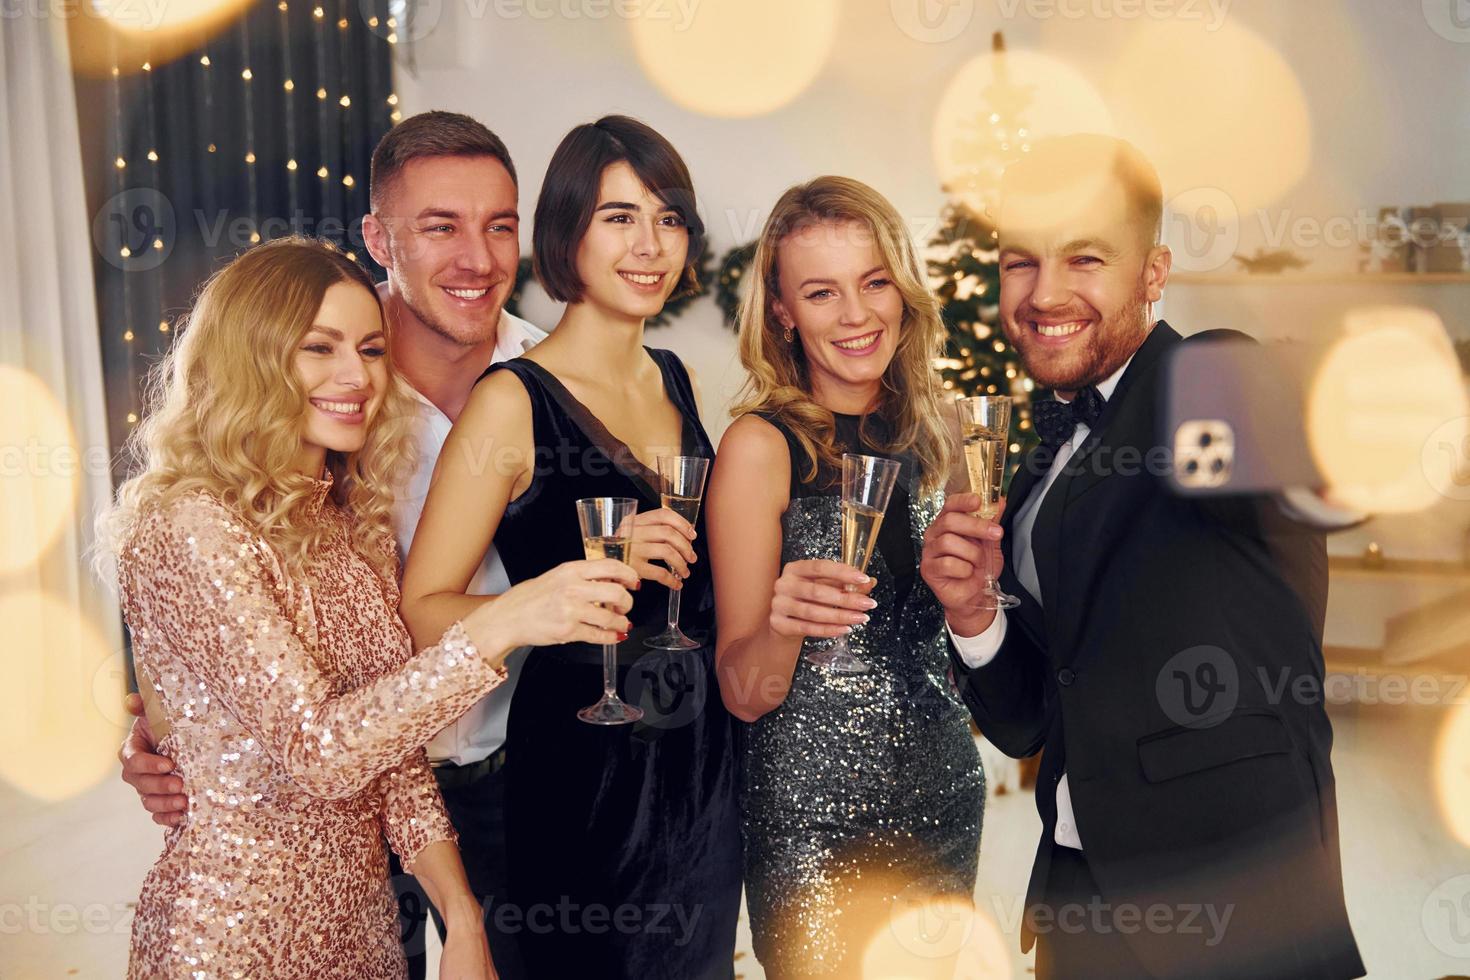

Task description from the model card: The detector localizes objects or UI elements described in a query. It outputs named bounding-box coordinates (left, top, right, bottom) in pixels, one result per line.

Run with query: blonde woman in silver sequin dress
left=707, top=178, right=986, bottom=978
left=101, top=237, right=637, bottom=980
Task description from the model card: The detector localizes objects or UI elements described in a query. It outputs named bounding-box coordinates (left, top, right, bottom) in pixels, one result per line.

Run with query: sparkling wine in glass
left=804, top=453, right=902, bottom=674
left=956, top=395, right=1020, bottom=610
left=645, top=455, right=711, bottom=651
left=575, top=496, right=644, bottom=725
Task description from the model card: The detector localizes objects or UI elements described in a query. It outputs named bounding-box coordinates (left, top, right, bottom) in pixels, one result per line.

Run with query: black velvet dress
left=485, top=349, right=741, bottom=980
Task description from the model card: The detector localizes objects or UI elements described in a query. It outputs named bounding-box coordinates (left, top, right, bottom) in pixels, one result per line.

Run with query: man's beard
left=399, top=283, right=503, bottom=349
left=1010, top=283, right=1150, bottom=392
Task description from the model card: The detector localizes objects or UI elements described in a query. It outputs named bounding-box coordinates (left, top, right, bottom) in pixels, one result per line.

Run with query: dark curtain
left=74, top=4, right=398, bottom=472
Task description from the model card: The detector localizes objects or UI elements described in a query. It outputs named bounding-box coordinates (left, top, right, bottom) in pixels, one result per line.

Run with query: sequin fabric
left=116, top=485, right=506, bottom=979
left=741, top=490, right=986, bottom=977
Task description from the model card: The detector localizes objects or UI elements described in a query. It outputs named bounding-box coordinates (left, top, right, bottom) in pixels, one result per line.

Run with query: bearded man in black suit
left=921, top=134, right=1364, bottom=980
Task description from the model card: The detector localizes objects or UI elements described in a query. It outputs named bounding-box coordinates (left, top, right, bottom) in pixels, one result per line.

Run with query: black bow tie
left=1032, top=386, right=1106, bottom=449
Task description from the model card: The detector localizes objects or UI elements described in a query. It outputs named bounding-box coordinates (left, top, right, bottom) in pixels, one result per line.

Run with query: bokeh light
left=629, top=0, right=838, bottom=119
left=1436, top=699, right=1470, bottom=848
left=861, top=893, right=1012, bottom=979
left=1105, top=19, right=1311, bottom=212
left=0, top=591, right=124, bottom=802
left=932, top=48, right=1112, bottom=219
left=1306, top=307, right=1469, bottom=514
left=0, top=366, right=79, bottom=575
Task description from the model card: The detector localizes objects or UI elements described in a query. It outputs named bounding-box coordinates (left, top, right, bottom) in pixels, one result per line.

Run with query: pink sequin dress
left=117, top=484, right=505, bottom=979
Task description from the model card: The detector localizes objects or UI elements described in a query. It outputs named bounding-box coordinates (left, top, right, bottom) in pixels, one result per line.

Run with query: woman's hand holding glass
left=768, top=560, right=877, bottom=641
left=462, top=560, right=637, bottom=654
left=626, top=507, right=698, bottom=590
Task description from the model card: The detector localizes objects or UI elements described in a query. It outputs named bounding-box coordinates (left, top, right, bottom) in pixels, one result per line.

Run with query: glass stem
left=602, top=643, right=618, bottom=700
left=666, top=585, right=682, bottom=632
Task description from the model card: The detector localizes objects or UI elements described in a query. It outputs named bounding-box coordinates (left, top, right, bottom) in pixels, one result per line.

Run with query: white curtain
left=0, top=18, right=128, bottom=803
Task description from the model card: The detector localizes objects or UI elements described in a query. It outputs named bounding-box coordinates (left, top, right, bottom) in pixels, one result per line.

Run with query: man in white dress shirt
left=921, top=136, right=1362, bottom=979
left=120, top=111, right=545, bottom=980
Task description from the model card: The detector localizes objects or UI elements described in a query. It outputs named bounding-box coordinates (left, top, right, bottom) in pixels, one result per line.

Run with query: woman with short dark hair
left=400, top=116, right=740, bottom=979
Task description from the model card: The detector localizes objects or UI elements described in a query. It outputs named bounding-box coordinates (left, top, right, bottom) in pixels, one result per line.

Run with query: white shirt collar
left=1053, top=347, right=1137, bottom=404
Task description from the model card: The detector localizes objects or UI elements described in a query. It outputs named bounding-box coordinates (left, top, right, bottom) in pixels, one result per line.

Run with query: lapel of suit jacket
left=1028, top=321, right=1181, bottom=662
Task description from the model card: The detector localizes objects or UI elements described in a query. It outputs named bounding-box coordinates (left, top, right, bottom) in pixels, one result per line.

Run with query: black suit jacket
left=952, top=322, right=1364, bottom=979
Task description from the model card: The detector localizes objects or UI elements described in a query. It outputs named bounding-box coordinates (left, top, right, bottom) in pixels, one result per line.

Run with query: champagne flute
left=804, top=453, right=902, bottom=675
left=645, top=455, right=711, bottom=651
left=956, top=395, right=1020, bottom=610
left=575, top=496, right=644, bottom=725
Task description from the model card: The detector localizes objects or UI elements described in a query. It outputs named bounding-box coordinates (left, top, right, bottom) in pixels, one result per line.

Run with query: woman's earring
left=783, top=325, right=794, bottom=343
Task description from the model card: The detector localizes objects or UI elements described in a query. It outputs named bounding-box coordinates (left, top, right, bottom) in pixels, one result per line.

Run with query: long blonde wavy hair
left=732, top=176, right=952, bottom=493
left=99, top=236, right=416, bottom=581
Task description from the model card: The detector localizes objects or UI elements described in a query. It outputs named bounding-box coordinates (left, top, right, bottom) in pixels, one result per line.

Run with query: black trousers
left=389, top=752, right=527, bottom=980
left=1032, top=843, right=1150, bottom=980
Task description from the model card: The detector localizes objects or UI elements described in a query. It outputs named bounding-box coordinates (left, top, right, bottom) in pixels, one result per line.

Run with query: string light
left=111, top=66, right=120, bottom=78
left=147, top=149, right=158, bottom=162
left=152, top=239, right=163, bottom=250
left=242, top=68, right=253, bottom=81
left=316, top=87, right=327, bottom=100
left=250, top=231, right=262, bottom=243
left=119, top=246, right=131, bottom=258
left=200, top=55, right=212, bottom=67
left=339, top=95, right=351, bottom=108
left=317, top=165, right=329, bottom=178
left=386, top=93, right=398, bottom=106
left=342, top=174, right=355, bottom=187
left=284, top=79, right=295, bottom=91
left=114, top=156, right=126, bottom=169
left=278, top=0, right=287, bottom=8
left=386, top=16, right=396, bottom=26
left=346, top=251, right=357, bottom=261
left=368, top=15, right=378, bottom=26
left=141, top=61, right=151, bottom=72
left=337, top=17, right=348, bottom=28
left=387, top=33, right=398, bottom=44
left=126, top=412, right=138, bottom=424
left=159, top=320, right=169, bottom=333
left=245, top=151, right=256, bottom=164
left=123, top=330, right=134, bottom=342
left=312, top=4, right=323, bottom=16
left=390, top=110, right=402, bottom=123
left=207, top=143, right=217, bottom=153
left=287, top=159, right=298, bottom=171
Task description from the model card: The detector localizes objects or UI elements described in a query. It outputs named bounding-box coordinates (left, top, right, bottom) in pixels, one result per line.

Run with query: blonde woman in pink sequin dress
left=101, top=237, right=637, bottom=980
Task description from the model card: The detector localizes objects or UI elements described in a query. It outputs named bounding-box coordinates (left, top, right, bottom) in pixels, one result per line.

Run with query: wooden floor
left=2, top=700, right=1466, bottom=979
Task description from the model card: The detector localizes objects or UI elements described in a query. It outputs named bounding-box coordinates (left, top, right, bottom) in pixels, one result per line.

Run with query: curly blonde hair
left=99, top=236, right=416, bottom=582
left=732, top=176, right=952, bottom=493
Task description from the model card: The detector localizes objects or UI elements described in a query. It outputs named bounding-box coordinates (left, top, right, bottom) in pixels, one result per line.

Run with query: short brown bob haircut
left=370, top=110, right=518, bottom=212
left=532, top=115, right=705, bottom=304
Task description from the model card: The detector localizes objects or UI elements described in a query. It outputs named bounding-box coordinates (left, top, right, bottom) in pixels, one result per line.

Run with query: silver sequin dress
left=740, top=413, right=986, bottom=977
left=116, top=485, right=507, bottom=979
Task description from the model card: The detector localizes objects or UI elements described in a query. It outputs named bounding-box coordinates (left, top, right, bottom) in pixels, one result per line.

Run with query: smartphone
left=1161, top=332, right=1324, bottom=495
